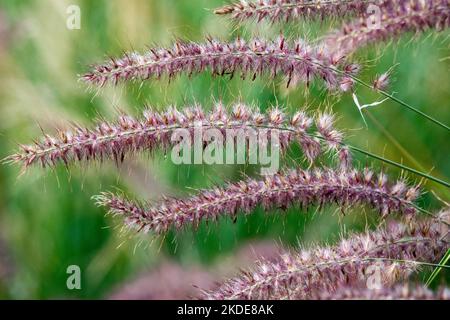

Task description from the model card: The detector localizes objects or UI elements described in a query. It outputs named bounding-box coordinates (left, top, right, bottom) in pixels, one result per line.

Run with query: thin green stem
left=346, top=73, right=450, bottom=132
left=286, top=55, right=450, bottom=130
left=346, top=143, right=450, bottom=188
left=261, top=124, right=450, bottom=189
left=425, top=249, right=450, bottom=287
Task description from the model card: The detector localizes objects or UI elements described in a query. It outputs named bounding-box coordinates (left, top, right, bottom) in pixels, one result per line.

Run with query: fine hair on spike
left=94, top=168, right=420, bottom=235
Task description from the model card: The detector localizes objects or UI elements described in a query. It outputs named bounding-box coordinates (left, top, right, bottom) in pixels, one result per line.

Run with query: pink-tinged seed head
left=5, top=103, right=348, bottom=170
left=323, top=0, right=450, bottom=54
left=313, top=283, right=450, bottom=300
left=202, top=217, right=449, bottom=299
left=82, top=37, right=356, bottom=91
left=95, top=167, right=421, bottom=235
left=214, top=0, right=375, bottom=23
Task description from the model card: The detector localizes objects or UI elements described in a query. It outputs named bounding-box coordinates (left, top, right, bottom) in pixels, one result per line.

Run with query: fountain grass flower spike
left=323, top=0, right=450, bottom=55
left=5, top=103, right=348, bottom=170
left=94, top=167, right=420, bottom=235
left=82, top=36, right=356, bottom=91
left=214, top=0, right=375, bottom=23
left=311, top=283, right=450, bottom=300
left=202, top=216, right=449, bottom=299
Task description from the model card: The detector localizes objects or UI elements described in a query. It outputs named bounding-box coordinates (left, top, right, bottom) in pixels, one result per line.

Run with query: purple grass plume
left=202, top=217, right=449, bottom=299
left=312, top=283, right=450, bottom=300
left=214, top=0, right=374, bottom=23
left=4, top=103, right=347, bottom=170
left=109, top=241, right=280, bottom=299
left=94, top=168, right=420, bottom=235
left=323, top=0, right=450, bottom=54
left=82, top=36, right=356, bottom=90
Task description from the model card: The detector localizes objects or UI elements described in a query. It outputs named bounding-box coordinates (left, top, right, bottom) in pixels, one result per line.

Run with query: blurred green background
left=0, top=0, right=448, bottom=299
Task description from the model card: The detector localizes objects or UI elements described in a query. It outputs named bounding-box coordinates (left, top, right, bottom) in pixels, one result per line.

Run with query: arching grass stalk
left=8, top=103, right=448, bottom=187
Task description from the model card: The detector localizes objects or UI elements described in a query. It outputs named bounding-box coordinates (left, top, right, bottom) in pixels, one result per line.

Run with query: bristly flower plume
left=202, top=217, right=449, bottom=299
left=323, top=0, right=450, bottom=54
left=94, top=168, right=420, bottom=234
left=82, top=36, right=355, bottom=90
left=312, top=283, right=450, bottom=300
left=4, top=103, right=348, bottom=170
left=214, top=0, right=374, bottom=23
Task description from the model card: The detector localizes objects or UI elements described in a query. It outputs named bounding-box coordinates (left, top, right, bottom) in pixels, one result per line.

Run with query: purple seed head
left=324, top=0, right=450, bottom=54
left=82, top=36, right=355, bottom=91
left=202, top=217, right=449, bottom=299
left=94, top=167, right=421, bottom=235
left=313, top=283, right=450, bottom=300
left=214, top=0, right=375, bottom=23
left=5, top=103, right=347, bottom=170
